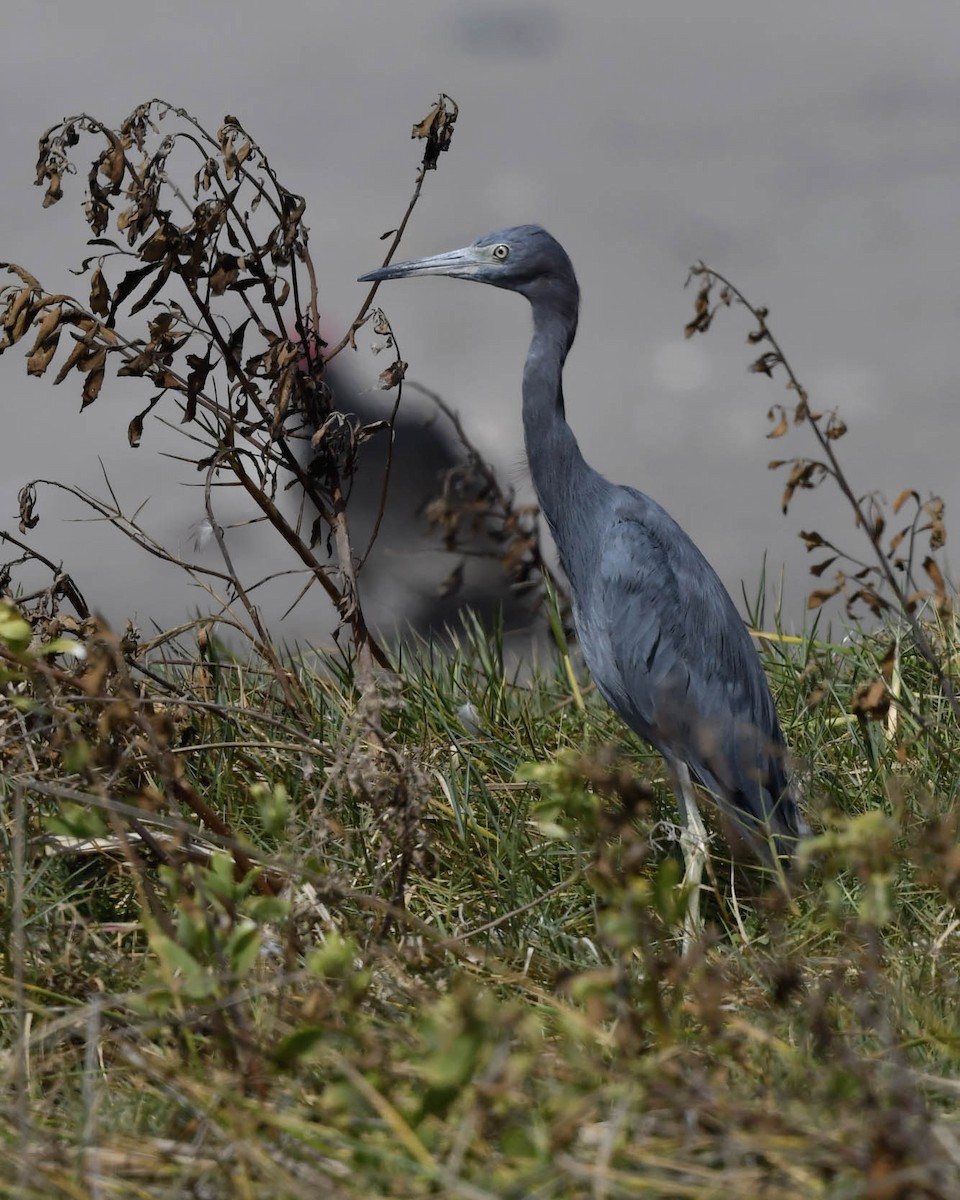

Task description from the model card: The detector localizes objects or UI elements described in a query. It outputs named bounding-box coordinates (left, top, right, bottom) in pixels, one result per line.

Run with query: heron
left=359, top=225, right=805, bottom=937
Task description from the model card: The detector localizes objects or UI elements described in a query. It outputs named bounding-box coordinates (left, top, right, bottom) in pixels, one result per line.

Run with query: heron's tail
left=741, top=770, right=809, bottom=869
left=694, top=754, right=807, bottom=869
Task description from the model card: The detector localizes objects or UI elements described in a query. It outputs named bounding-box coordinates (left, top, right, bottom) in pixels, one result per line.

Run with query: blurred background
left=2, top=0, right=959, bottom=646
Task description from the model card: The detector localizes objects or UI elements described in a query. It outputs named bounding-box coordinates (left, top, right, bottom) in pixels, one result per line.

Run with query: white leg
left=668, top=760, right=710, bottom=952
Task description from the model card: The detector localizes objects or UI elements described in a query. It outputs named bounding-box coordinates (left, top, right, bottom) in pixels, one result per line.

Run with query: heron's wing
left=584, top=491, right=796, bottom=842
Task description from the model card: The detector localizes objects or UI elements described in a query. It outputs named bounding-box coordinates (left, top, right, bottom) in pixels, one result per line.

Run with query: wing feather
left=573, top=489, right=800, bottom=849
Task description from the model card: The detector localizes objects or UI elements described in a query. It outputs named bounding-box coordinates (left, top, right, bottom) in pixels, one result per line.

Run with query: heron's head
left=358, top=225, right=579, bottom=313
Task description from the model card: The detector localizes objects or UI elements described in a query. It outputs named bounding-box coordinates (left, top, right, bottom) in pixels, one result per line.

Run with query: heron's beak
left=358, top=245, right=482, bottom=284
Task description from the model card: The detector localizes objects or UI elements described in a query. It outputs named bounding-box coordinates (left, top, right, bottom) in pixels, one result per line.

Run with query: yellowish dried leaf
left=766, top=405, right=788, bottom=438
left=53, top=336, right=93, bottom=385
left=26, top=332, right=60, bottom=377
left=27, top=303, right=62, bottom=352
left=893, top=489, right=917, bottom=514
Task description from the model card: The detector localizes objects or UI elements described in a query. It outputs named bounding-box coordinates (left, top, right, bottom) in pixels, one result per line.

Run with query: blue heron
left=359, top=225, right=805, bottom=934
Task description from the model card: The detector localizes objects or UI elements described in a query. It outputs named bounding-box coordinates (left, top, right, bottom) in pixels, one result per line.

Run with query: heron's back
left=559, top=480, right=803, bottom=856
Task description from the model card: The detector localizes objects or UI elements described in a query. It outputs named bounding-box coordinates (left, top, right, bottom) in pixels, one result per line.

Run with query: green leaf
left=42, top=802, right=106, bottom=839
left=0, top=602, right=31, bottom=652
left=306, top=933, right=360, bottom=980
left=272, top=1025, right=326, bottom=1069
left=246, top=896, right=290, bottom=924
left=256, top=782, right=290, bottom=837
left=149, top=932, right=215, bottom=1001
left=38, top=636, right=87, bottom=658
left=226, top=920, right=261, bottom=978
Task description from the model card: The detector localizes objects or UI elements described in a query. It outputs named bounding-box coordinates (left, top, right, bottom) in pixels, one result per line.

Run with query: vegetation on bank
left=0, top=97, right=958, bottom=1197
left=1, top=601, right=959, bottom=1197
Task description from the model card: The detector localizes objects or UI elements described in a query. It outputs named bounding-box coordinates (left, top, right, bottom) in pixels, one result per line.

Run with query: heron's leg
left=667, top=760, right=710, bottom=951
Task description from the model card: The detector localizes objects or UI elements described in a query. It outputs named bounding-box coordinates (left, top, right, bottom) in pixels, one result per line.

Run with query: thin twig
left=691, top=263, right=960, bottom=726
left=323, top=96, right=458, bottom=365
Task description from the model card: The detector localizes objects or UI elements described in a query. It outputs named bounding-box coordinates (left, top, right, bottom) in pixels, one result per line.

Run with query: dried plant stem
left=324, top=94, right=458, bottom=364
left=691, top=264, right=960, bottom=727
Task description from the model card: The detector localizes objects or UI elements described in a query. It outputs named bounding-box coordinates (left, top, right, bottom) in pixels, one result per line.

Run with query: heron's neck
left=522, top=299, right=593, bottom=555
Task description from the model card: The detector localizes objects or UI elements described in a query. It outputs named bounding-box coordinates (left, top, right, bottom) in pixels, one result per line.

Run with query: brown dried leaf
left=42, top=169, right=63, bottom=208
left=799, top=530, right=827, bottom=551
left=825, top=415, right=847, bottom=440
left=184, top=351, right=211, bottom=424
left=751, top=352, right=781, bottom=377
left=356, top=420, right=389, bottom=445
left=3, top=288, right=35, bottom=338
left=80, top=345, right=106, bottom=373
left=893, top=489, right=917, bottom=514
left=53, top=334, right=95, bottom=385
left=781, top=459, right=824, bottom=513
left=155, top=368, right=184, bottom=391
left=81, top=365, right=105, bottom=408
left=806, top=684, right=826, bottom=710
left=84, top=194, right=111, bottom=237
left=851, top=677, right=890, bottom=722
left=848, top=587, right=889, bottom=616
left=209, top=254, right=241, bottom=295
left=855, top=498, right=885, bottom=539
left=438, top=562, right=464, bottom=598
left=924, top=556, right=945, bottom=590
left=921, top=497, right=946, bottom=549
left=412, top=94, right=459, bottom=170
left=224, top=318, right=250, bottom=381
left=379, top=360, right=407, bottom=390
left=809, top=557, right=837, bottom=578
left=117, top=348, right=155, bottom=378
left=807, top=583, right=841, bottom=610
left=218, top=123, right=252, bottom=182
left=90, top=266, right=110, bottom=317
left=193, top=157, right=218, bottom=196
left=148, top=311, right=176, bottom=340
left=18, top=483, right=38, bottom=532
left=128, top=412, right=145, bottom=447
left=98, top=132, right=127, bottom=190
left=270, top=365, right=295, bottom=434
left=766, top=405, right=788, bottom=438
left=26, top=330, right=61, bottom=377
left=684, top=309, right=712, bottom=338
left=127, top=393, right=161, bottom=447
left=105, top=264, right=161, bottom=326
left=128, top=262, right=173, bottom=316
left=923, top=555, right=949, bottom=600
left=2, top=264, right=42, bottom=291
left=26, top=302, right=63, bottom=352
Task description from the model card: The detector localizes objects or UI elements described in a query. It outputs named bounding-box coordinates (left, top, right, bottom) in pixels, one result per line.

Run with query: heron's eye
left=492, top=244, right=510, bottom=261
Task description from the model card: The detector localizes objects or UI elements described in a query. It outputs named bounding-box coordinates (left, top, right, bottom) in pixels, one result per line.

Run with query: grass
left=1, top=599, right=959, bottom=1198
